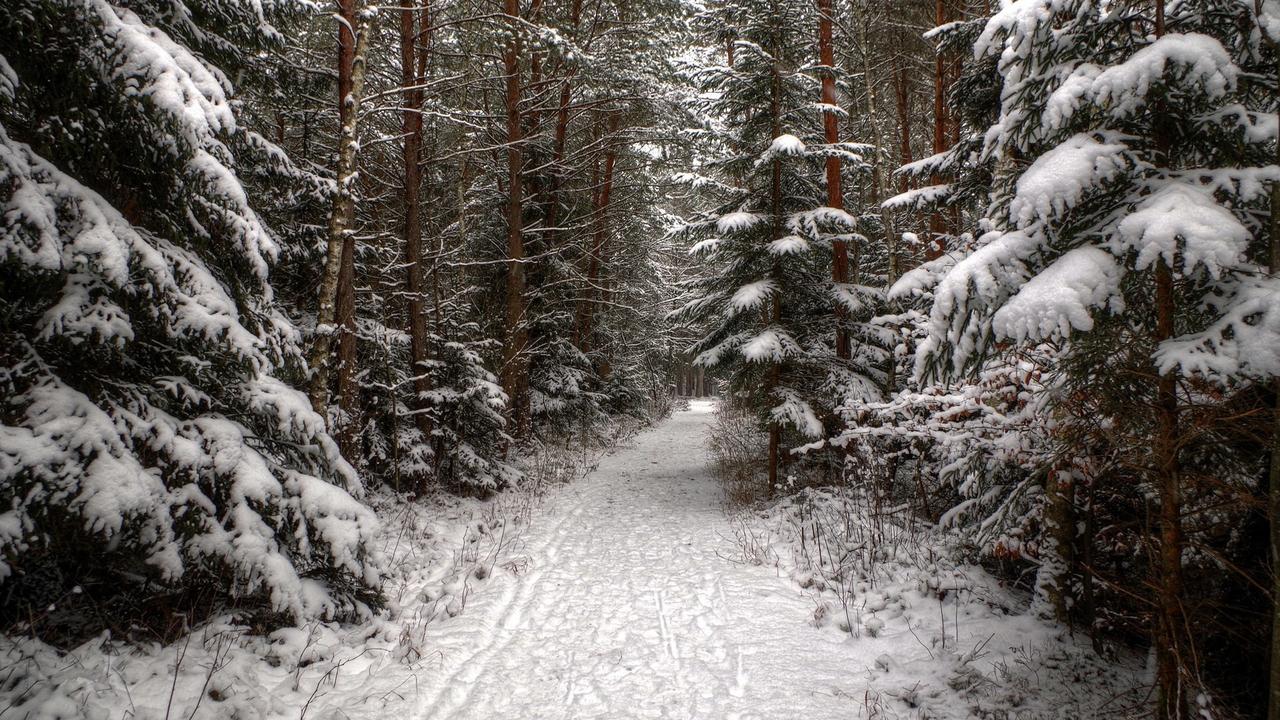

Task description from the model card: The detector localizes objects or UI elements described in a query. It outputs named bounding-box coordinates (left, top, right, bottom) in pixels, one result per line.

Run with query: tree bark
left=767, top=31, right=784, bottom=492
left=818, top=0, right=849, bottom=361
left=401, top=0, right=434, bottom=491
left=309, top=0, right=368, bottom=425
left=1035, top=467, right=1075, bottom=623
left=578, top=112, right=621, bottom=356
left=926, top=0, right=948, bottom=260
left=890, top=54, right=913, bottom=277
left=1154, top=252, right=1186, bottom=720
left=1152, top=7, right=1188, bottom=717
left=1270, top=124, right=1280, bottom=719
left=542, top=0, right=582, bottom=254
left=501, top=0, right=530, bottom=440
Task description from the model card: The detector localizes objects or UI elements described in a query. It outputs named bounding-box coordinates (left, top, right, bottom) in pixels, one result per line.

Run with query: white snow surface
left=413, top=401, right=868, bottom=719
left=1, top=405, right=1144, bottom=719
left=993, top=246, right=1123, bottom=343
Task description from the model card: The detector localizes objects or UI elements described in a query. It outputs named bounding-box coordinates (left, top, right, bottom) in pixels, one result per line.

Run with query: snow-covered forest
left=2, top=0, right=1279, bottom=718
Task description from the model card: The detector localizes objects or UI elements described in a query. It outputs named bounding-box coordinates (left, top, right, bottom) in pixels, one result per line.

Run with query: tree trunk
left=1270, top=81, right=1280, bottom=720
left=857, top=6, right=895, bottom=398
left=1270, top=139, right=1280, bottom=720
left=817, top=0, right=849, bottom=361
left=309, top=0, right=368, bottom=423
left=401, top=0, right=434, bottom=491
left=335, top=217, right=358, bottom=455
left=1154, top=252, right=1186, bottom=720
left=1151, top=8, right=1188, bottom=717
left=926, top=0, right=948, bottom=260
left=890, top=55, right=913, bottom=277
left=501, top=0, right=529, bottom=441
left=542, top=0, right=582, bottom=254
left=766, top=33, right=784, bottom=492
left=578, top=112, right=621, bottom=356
left=1035, top=467, right=1075, bottom=623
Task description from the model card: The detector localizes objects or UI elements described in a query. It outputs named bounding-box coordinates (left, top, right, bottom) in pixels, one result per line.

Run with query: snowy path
left=414, top=401, right=862, bottom=720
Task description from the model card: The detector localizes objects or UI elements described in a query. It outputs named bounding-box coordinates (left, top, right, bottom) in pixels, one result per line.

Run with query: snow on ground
left=728, top=485, right=1147, bottom=719
left=1, top=403, right=1143, bottom=719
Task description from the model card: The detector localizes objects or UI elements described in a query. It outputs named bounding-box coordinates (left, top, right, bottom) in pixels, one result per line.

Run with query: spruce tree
left=679, top=0, right=883, bottom=488
left=910, top=1, right=1279, bottom=714
left=0, top=0, right=382, bottom=627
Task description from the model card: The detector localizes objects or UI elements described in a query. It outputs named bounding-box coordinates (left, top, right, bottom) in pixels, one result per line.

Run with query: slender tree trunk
left=857, top=7, right=895, bottom=395
left=926, top=0, right=948, bottom=260
left=890, top=55, right=913, bottom=276
left=1270, top=84, right=1280, bottom=720
left=543, top=0, right=582, bottom=253
left=335, top=219, right=358, bottom=454
left=1152, top=7, right=1188, bottom=717
left=501, top=0, right=529, bottom=440
left=818, top=0, right=849, bottom=360
left=1154, top=254, right=1186, bottom=720
left=309, top=0, right=368, bottom=421
left=332, top=0, right=364, bottom=456
left=767, top=35, right=784, bottom=492
left=575, top=117, right=604, bottom=348
left=1035, top=467, right=1075, bottom=623
left=578, top=112, right=621, bottom=356
left=401, top=0, right=434, bottom=491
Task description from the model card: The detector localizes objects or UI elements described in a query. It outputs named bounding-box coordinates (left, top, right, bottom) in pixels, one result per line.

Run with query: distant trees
left=293, top=0, right=689, bottom=492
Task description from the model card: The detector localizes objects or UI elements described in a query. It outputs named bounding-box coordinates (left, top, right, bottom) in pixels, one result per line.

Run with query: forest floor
left=2, top=402, right=1146, bottom=720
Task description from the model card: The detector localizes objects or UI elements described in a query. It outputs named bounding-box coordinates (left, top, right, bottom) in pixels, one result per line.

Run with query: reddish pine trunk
left=401, top=0, right=434, bottom=490
left=1152, top=5, right=1189, bottom=718
left=578, top=113, right=621, bottom=355
left=335, top=230, right=358, bottom=454
left=818, top=0, right=849, bottom=360
left=543, top=0, right=582, bottom=252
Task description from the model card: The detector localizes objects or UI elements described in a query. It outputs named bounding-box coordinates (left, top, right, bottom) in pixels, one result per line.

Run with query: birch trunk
left=309, top=0, right=369, bottom=420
